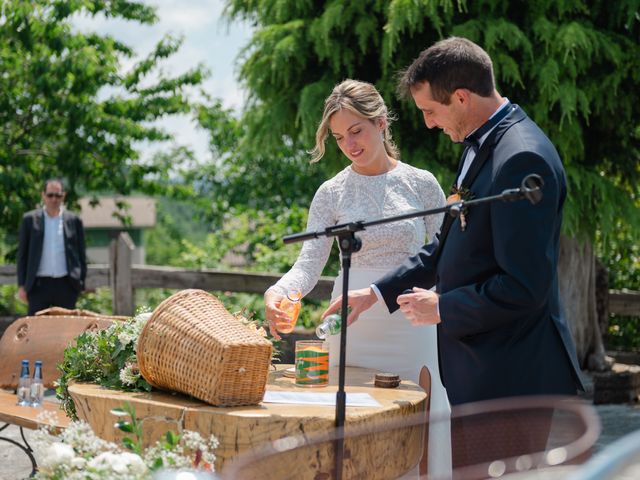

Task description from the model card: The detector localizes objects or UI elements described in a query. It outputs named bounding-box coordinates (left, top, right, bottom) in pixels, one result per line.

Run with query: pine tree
left=223, top=0, right=640, bottom=366
left=224, top=0, right=639, bottom=240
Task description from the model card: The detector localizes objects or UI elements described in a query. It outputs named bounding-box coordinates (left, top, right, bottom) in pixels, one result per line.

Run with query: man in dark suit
left=17, top=179, right=87, bottom=315
left=324, top=37, right=583, bottom=406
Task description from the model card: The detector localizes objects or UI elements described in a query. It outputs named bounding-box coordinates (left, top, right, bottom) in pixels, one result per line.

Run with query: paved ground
left=1, top=379, right=639, bottom=479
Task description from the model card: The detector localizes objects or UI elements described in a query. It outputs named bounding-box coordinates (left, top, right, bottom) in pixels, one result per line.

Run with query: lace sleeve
left=268, top=182, right=337, bottom=298
left=418, top=170, right=447, bottom=241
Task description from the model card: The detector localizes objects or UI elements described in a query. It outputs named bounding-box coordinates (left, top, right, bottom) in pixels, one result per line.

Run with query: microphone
left=521, top=174, right=544, bottom=205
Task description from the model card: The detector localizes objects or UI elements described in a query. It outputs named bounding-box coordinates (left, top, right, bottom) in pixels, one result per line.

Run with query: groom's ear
left=452, top=88, right=471, bottom=106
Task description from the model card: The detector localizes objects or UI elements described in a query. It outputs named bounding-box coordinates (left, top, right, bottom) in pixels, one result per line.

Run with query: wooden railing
left=0, top=233, right=333, bottom=315
left=1, top=232, right=638, bottom=317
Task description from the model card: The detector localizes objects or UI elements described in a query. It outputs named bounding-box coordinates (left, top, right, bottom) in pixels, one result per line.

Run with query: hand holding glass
left=277, top=290, right=302, bottom=334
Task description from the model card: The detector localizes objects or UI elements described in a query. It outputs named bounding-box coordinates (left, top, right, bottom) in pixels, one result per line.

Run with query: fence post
left=109, top=232, right=134, bottom=316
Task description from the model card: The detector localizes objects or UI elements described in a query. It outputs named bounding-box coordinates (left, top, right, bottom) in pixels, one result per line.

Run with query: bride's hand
left=264, top=289, right=286, bottom=340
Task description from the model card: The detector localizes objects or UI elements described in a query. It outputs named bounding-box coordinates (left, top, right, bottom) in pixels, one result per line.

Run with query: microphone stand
left=282, top=175, right=543, bottom=480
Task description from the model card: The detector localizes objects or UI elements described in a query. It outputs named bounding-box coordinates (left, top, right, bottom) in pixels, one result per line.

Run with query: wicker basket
left=137, top=289, right=273, bottom=406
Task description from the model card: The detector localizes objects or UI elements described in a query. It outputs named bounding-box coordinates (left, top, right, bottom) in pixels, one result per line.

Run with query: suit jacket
left=17, top=209, right=87, bottom=293
left=376, top=106, right=584, bottom=405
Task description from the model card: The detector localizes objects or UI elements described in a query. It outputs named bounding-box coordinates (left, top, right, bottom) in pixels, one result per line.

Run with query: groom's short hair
left=398, top=37, right=495, bottom=104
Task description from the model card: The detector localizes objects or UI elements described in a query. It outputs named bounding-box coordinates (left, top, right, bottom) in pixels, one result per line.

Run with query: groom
left=324, top=37, right=584, bottom=407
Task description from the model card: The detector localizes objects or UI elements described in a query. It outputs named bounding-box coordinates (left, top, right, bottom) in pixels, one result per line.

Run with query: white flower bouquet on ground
left=34, top=403, right=218, bottom=479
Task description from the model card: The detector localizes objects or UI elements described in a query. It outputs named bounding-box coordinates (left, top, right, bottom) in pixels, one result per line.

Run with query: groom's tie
left=457, top=102, right=512, bottom=155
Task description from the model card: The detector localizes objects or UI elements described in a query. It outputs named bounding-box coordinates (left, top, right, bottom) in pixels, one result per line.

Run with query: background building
left=79, top=197, right=156, bottom=265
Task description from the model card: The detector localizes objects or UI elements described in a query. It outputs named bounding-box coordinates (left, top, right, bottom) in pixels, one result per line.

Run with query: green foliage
left=0, top=285, right=27, bottom=316
left=0, top=0, right=206, bottom=232
left=596, top=218, right=640, bottom=351
left=56, top=311, right=153, bottom=420
left=606, top=317, right=640, bottom=351
left=75, top=287, right=114, bottom=314
left=112, top=402, right=144, bottom=456
left=193, top=101, right=328, bottom=220
left=223, top=0, right=640, bottom=246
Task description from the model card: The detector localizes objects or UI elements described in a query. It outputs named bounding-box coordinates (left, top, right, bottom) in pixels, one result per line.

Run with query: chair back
left=418, top=365, right=432, bottom=476
left=450, top=396, right=600, bottom=479
left=0, top=314, right=116, bottom=389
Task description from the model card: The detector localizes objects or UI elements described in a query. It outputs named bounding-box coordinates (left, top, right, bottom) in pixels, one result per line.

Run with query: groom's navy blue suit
left=376, top=105, right=583, bottom=406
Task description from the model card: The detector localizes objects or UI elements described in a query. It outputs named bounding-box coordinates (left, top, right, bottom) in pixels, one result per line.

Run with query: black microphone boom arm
left=283, top=174, right=544, bottom=245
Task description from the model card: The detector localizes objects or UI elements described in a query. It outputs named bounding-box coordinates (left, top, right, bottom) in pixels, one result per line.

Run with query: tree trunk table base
left=69, top=366, right=427, bottom=478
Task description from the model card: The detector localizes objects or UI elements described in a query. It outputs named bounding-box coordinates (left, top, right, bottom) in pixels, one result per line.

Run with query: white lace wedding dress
left=268, top=161, right=452, bottom=478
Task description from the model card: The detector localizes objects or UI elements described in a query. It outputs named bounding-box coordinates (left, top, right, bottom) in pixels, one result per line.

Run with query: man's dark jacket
left=17, top=209, right=87, bottom=293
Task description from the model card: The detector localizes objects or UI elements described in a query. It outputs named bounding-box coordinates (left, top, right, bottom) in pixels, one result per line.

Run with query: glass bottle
left=278, top=290, right=302, bottom=334
left=315, top=313, right=342, bottom=339
left=30, top=360, right=44, bottom=407
left=16, top=360, right=30, bottom=406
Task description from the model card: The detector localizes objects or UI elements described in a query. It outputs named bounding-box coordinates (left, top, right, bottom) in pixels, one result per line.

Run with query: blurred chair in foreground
left=449, top=396, right=599, bottom=480
left=222, top=396, right=599, bottom=480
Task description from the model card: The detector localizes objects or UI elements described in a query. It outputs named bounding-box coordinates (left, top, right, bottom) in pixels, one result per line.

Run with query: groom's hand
left=322, top=287, right=377, bottom=326
left=397, top=287, right=441, bottom=325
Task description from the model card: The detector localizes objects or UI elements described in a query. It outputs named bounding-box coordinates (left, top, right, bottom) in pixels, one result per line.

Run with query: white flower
left=70, top=457, right=86, bottom=469
left=119, top=363, right=139, bottom=386
left=88, top=451, right=147, bottom=475
left=58, top=421, right=116, bottom=456
left=35, top=410, right=60, bottom=429
left=134, top=311, right=152, bottom=324
left=118, top=330, right=137, bottom=347
left=39, top=443, right=75, bottom=468
left=119, top=452, right=148, bottom=475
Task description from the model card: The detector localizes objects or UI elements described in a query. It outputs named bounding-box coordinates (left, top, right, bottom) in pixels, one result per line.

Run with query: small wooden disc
left=374, top=372, right=401, bottom=388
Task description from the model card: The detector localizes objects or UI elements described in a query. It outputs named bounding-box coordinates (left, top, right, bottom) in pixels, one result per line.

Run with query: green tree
left=221, top=0, right=640, bottom=363
left=187, top=98, right=340, bottom=274
left=224, top=0, right=639, bottom=239
left=0, top=0, right=206, bottom=244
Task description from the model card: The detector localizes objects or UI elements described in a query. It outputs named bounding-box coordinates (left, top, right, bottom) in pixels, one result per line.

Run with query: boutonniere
left=447, top=185, right=475, bottom=231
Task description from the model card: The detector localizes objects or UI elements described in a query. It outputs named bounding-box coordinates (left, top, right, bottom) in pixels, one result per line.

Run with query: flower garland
left=56, top=310, right=153, bottom=420
left=56, top=307, right=276, bottom=420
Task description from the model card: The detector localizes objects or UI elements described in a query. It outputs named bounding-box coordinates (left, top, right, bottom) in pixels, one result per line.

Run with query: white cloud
left=71, top=0, right=253, bottom=162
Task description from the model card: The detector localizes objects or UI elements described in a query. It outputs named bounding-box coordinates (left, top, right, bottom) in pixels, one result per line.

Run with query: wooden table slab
left=0, top=390, right=70, bottom=432
left=69, top=366, right=427, bottom=478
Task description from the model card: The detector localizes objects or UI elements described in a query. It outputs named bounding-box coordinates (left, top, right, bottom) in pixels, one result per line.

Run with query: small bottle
left=16, top=360, right=31, bottom=406
left=316, top=313, right=342, bottom=339
left=29, top=360, right=44, bottom=407
left=278, top=290, right=302, bottom=334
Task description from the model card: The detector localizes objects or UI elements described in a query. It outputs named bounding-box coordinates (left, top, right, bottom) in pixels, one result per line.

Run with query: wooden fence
left=1, top=233, right=333, bottom=315
left=1, top=232, right=638, bottom=317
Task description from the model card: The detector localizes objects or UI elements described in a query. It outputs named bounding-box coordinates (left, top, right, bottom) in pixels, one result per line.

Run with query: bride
left=264, top=79, right=452, bottom=478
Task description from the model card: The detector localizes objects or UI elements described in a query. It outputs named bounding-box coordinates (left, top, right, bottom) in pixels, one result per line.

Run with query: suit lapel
left=34, top=210, right=45, bottom=241
left=435, top=105, right=526, bottom=259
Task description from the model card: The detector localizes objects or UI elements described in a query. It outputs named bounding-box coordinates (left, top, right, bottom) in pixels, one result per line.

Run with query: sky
left=72, top=0, right=253, bottom=162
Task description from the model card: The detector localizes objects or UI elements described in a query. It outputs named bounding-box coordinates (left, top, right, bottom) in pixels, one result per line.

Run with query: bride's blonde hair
left=309, top=79, right=399, bottom=163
